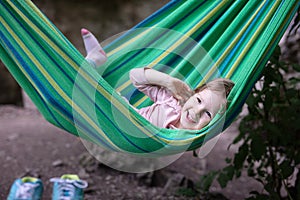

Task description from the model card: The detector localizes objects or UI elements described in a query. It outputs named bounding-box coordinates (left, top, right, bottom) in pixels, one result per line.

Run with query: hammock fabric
left=1, top=0, right=299, bottom=156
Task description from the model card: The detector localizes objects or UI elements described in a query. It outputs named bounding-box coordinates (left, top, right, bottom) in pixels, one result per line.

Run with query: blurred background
left=0, top=1, right=299, bottom=200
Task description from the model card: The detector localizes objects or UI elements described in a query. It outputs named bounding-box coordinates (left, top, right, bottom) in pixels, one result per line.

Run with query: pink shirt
left=129, top=68, right=181, bottom=128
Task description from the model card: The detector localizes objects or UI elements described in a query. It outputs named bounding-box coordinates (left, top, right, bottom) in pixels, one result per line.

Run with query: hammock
left=1, top=0, right=299, bottom=157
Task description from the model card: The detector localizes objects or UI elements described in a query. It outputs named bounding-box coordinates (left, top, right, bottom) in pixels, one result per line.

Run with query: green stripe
left=1, top=0, right=299, bottom=156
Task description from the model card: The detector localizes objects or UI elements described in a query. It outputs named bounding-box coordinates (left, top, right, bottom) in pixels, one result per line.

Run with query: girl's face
left=179, top=89, right=224, bottom=130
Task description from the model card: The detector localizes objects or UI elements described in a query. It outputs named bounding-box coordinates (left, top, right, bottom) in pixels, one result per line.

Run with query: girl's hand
left=142, top=68, right=194, bottom=105
left=167, top=77, right=194, bottom=105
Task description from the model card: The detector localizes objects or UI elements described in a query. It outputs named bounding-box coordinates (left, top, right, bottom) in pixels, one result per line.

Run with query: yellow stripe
left=1, top=37, right=111, bottom=148
left=197, top=0, right=281, bottom=86
left=108, top=1, right=231, bottom=145
left=50, top=102, right=120, bottom=150
left=226, top=1, right=281, bottom=78
left=2, top=5, right=122, bottom=151
left=149, top=1, right=227, bottom=68
left=12, top=1, right=164, bottom=146
left=180, top=1, right=282, bottom=146
left=103, top=0, right=289, bottom=147
left=7, top=1, right=79, bottom=70
left=196, top=1, right=268, bottom=86
left=76, top=68, right=164, bottom=144
left=8, top=2, right=125, bottom=149
left=107, top=28, right=154, bottom=58
left=26, top=0, right=62, bottom=39
left=129, top=1, right=227, bottom=107
left=7, top=0, right=288, bottom=149
left=122, top=0, right=284, bottom=146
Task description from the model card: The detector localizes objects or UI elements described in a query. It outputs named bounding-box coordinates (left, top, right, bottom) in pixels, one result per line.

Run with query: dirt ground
left=0, top=93, right=262, bottom=200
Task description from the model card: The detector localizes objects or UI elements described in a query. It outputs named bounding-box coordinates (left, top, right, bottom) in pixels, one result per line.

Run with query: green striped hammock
left=1, top=0, right=299, bottom=157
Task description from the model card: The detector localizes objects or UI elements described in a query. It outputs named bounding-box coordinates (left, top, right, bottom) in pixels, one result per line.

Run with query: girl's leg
left=81, top=28, right=107, bottom=67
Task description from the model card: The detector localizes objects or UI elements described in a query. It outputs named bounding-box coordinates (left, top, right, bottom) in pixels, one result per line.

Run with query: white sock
left=81, top=28, right=107, bottom=67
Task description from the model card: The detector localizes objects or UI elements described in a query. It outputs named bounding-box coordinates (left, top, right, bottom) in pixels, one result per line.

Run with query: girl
left=81, top=29, right=234, bottom=130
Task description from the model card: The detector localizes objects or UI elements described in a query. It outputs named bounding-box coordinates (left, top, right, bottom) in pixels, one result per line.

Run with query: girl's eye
left=197, top=97, right=201, bottom=104
left=205, top=111, right=212, bottom=118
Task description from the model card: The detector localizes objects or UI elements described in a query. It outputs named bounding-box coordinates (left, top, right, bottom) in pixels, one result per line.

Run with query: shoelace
left=50, top=178, right=88, bottom=200
left=15, top=182, right=39, bottom=199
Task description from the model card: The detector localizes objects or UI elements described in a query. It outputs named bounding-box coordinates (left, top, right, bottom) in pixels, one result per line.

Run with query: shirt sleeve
left=129, top=68, right=173, bottom=102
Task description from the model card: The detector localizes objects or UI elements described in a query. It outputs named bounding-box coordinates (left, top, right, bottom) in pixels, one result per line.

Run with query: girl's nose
left=195, top=103, right=204, bottom=112
left=194, top=104, right=204, bottom=117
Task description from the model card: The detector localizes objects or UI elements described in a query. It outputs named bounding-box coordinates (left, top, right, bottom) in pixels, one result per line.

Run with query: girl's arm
left=143, top=68, right=193, bottom=104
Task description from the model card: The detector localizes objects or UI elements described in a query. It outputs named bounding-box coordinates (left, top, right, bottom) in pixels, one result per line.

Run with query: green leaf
left=294, top=153, right=300, bottom=165
left=247, top=167, right=255, bottom=177
left=246, top=93, right=256, bottom=108
left=250, top=134, right=266, bottom=161
left=201, top=172, right=217, bottom=191
left=176, top=188, right=197, bottom=197
left=217, top=172, right=230, bottom=188
left=216, top=166, right=235, bottom=188
left=288, top=77, right=300, bottom=86
left=286, top=88, right=299, bottom=100
left=292, top=63, right=300, bottom=72
left=264, top=121, right=281, bottom=138
left=257, top=168, right=266, bottom=178
left=225, top=158, right=232, bottom=164
left=224, top=165, right=235, bottom=180
left=264, top=90, right=273, bottom=113
left=279, top=160, right=294, bottom=179
left=233, top=144, right=248, bottom=169
left=236, top=170, right=242, bottom=178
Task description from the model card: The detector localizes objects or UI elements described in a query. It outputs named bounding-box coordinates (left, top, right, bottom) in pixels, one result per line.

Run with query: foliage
left=199, top=10, right=300, bottom=200
left=175, top=188, right=198, bottom=197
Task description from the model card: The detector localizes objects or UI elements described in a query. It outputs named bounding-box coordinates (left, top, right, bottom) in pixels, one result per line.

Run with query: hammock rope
left=0, top=0, right=299, bottom=156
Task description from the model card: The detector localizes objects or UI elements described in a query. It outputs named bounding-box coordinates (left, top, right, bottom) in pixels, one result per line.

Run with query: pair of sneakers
left=7, top=174, right=88, bottom=200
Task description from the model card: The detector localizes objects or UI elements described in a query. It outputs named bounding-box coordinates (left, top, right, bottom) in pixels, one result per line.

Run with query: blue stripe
left=219, top=1, right=270, bottom=73
left=1, top=27, right=116, bottom=151
left=0, top=29, right=67, bottom=131
left=103, top=1, right=207, bottom=78
left=3, top=1, right=151, bottom=153
left=131, top=0, right=183, bottom=28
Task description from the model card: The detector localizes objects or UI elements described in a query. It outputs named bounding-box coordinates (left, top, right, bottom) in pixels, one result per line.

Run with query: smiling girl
left=81, top=28, right=234, bottom=130
left=129, top=68, right=234, bottom=130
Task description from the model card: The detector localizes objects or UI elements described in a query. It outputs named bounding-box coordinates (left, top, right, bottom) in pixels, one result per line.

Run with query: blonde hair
left=195, top=78, right=235, bottom=111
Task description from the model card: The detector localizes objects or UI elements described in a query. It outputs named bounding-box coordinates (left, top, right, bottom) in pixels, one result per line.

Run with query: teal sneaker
left=50, top=174, right=88, bottom=200
left=7, top=177, right=43, bottom=200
